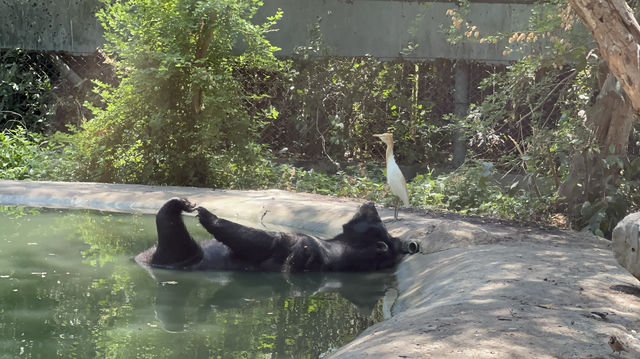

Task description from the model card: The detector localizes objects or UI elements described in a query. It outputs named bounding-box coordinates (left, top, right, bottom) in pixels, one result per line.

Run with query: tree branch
left=192, top=12, right=217, bottom=116
left=567, top=0, right=640, bottom=113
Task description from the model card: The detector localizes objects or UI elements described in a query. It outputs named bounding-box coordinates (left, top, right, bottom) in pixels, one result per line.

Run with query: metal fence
left=253, top=58, right=506, bottom=165
left=0, top=50, right=114, bottom=132
left=1, top=49, right=504, bottom=166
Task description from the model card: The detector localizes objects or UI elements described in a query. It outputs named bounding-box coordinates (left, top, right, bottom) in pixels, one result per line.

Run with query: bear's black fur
left=135, top=198, right=418, bottom=272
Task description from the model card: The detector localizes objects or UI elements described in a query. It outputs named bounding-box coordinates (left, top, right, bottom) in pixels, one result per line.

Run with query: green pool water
left=0, top=206, right=394, bottom=359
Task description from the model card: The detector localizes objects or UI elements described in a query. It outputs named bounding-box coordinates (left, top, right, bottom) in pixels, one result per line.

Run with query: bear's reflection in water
left=146, top=267, right=397, bottom=333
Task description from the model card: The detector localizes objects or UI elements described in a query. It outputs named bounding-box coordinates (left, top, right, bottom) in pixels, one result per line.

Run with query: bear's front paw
left=180, top=198, right=196, bottom=212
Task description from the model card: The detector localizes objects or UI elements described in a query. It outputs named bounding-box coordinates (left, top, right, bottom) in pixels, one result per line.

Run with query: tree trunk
left=558, top=1, right=638, bottom=230
left=589, top=71, right=634, bottom=156
left=567, top=0, right=640, bottom=113
left=192, top=12, right=217, bottom=116
left=558, top=62, right=633, bottom=199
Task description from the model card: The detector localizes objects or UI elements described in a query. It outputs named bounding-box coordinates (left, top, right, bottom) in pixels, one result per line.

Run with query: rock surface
left=612, top=212, right=640, bottom=281
left=1, top=180, right=639, bottom=358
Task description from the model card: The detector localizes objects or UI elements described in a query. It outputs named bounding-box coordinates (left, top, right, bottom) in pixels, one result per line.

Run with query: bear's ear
left=343, top=202, right=383, bottom=235
left=376, top=241, right=389, bottom=253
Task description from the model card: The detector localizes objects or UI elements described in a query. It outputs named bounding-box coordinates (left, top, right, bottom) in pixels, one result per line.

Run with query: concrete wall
left=0, top=0, right=533, bottom=63
left=255, top=0, right=532, bottom=63
left=0, top=0, right=104, bottom=55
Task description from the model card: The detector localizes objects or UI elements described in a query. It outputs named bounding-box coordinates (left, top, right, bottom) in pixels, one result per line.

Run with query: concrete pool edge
left=0, top=179, right=368, bottom=236
left=2, top=180, right=639, bottom=358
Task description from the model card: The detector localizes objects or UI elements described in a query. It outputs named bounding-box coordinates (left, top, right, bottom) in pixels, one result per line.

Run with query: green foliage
left=463, top=58, right=592, bottom=179
left=442, top=0, right=640, bottom=236
left=260, top=19, right=451, bottom=165
left=0, top=50, right=53, bottom=132
left=4, top=0, right=635, bottom=238
left=262, top=160, right=550, bottom=222
left=207, top=143, right=281, bottom=189
left=0, top=126, right=76, bottom=181
left=255, top=0, right=632, bottom=235
left=0, top=127, right=52, bottom=180
left=577, top=156, right=640, bottom=237
left=411, top=163, right=497, bottom=212
left=273, top=163, right=387, bottom=200
left=281, top=57, right=450, bottom=164
left=452, top=58, right=595, bottom=226
left=64, top=0, right=283, bottom=186
left=409, top=162, right=550, bottom=219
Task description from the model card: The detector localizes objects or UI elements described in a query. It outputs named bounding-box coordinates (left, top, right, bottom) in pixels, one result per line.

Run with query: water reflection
left=145, top=268, right=396, bottom=333
left=0, top=207, right=398, bottom=359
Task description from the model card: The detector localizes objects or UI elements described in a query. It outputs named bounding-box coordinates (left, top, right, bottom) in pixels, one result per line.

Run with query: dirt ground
left=1, top=180, right=639, bottom=358
left=329, top=212, right=640, bottom=358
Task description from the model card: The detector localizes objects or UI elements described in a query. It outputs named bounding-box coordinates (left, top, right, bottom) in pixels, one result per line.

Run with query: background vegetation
left=1, top=0, right=639, bottom=237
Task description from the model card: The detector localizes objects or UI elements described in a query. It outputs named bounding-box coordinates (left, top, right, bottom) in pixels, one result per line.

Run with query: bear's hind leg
left=196, top=206, right=288, bottom=263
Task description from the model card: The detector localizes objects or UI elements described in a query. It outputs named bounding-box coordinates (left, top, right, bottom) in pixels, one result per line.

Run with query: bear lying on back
left=135, top=198, right=419, bottom=272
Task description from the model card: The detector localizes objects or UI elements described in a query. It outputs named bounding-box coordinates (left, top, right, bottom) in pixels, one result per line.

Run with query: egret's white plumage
left=373, top=133, right=409, bottom=220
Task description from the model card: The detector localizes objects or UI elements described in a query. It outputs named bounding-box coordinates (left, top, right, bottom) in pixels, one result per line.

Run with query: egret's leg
left=383, top=197, right=402, bottom=222
left=394, top=201, right=399, bottom=220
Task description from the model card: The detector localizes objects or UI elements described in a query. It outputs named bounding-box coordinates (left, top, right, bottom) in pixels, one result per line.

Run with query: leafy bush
left=282, top=57, right=450, bottom=164
left=256, top=19, right=453, bottom=165
left=0, top=127, right=51, bottom=180
left=63, top=0, right=283, bottom=186
left=273, top=163, right=387, bottom=200
left=264, top=160, right=551, bottom=222
left=577, top=156, right=640, bottom=237
left=441, top=0, right=640, bottom=235
left=409, top=161, right=551, bottom=220
left=0, top=50, right=54, bottom=132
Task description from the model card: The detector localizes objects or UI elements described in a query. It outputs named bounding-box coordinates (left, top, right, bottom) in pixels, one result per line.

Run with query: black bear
left=135, top=198, right=419, bottom=272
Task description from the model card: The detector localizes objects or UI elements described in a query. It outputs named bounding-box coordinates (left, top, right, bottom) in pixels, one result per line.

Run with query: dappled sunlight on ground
left=332, top=240, right=640, bottom=358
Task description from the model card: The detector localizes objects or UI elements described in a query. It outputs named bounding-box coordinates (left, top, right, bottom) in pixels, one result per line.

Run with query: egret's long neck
left=385, top=141, right=394, bottom=163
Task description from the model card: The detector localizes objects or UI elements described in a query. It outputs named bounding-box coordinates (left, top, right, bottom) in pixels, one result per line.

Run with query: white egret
left=373, top=132, right=409, bottom=220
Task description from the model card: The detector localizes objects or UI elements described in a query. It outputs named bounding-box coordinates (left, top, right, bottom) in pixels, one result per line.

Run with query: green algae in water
left=0, top=206, right=394, bottom=359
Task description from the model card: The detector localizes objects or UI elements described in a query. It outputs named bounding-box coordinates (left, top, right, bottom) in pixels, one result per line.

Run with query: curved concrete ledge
left=0, top=179, right=362, bottom=236
left=1, top=180, right=639, bottom=358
